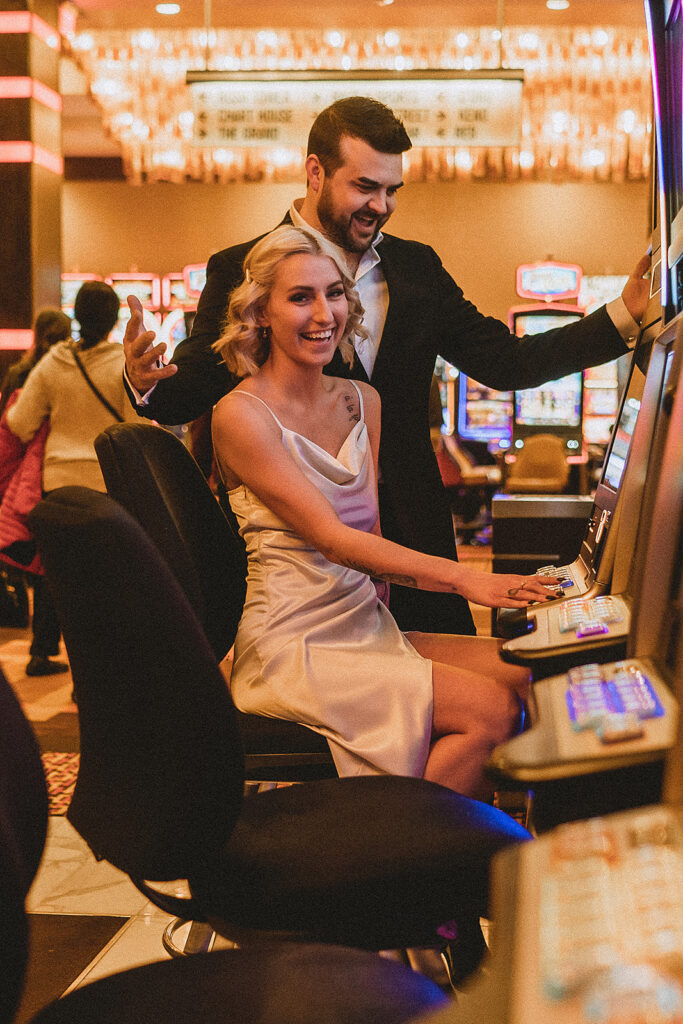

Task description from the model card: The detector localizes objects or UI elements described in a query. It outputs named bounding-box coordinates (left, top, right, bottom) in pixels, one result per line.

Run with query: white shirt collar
left=289, top=200, right=383, bottom=283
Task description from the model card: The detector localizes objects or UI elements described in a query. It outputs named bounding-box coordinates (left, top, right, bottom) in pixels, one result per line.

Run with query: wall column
left=0, top=0, right=62, bottom=363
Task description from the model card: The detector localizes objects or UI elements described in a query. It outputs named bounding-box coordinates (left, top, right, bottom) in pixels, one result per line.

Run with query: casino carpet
left=42, top=752, right=80, bottom=816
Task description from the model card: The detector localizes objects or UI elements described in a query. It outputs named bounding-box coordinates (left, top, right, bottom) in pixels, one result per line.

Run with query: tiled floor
left=6, top=545, right=495, bottom=1013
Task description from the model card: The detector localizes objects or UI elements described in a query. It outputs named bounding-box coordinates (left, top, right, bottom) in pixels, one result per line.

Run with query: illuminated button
left=596, top=711, right=644, bottom=743
left=576, top=621, right=610, bottom=638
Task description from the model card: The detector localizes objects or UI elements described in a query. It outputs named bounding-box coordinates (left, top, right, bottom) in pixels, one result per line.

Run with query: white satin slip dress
left=226, top=380, right=433, bottom=778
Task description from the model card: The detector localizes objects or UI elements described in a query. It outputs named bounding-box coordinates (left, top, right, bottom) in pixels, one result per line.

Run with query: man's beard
left=317, top=183, right=382, bottom=254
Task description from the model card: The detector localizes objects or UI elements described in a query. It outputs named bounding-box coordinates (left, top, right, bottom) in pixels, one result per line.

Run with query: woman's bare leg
left=405, top=633, right=529, bottom=799
left=421, top=660, right=521, bottom=798
left=406, top=631, right=531, bottom=702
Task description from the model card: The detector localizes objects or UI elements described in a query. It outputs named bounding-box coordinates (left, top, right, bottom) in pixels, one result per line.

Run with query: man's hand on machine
left=123, top=294, right=178, bottom=395
left=456, top=567, right=562, bottom=609
left=621, top=252, right=652, bottom=325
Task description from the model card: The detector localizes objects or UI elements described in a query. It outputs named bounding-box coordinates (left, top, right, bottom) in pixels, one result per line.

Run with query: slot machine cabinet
left=492, top=262, right=588, bottom=581
left=646, top=0, right=683, bottom=325
left=104, top=273, right=162, bottom=346
left=508, top=262, right=586, bottom=461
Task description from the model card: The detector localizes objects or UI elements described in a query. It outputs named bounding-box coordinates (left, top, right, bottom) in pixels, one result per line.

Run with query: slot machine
left=104, top=272, right=162, bottom=346
left=499, top=313, right=681, bottom=677
left=508, top=263, right=585, bottom=458
left=579, top=276, right=631, bottom=451
left=427, top=359, right=683, bottom=1024
left=646, top=0, right=683, bottom=326
left=456, top=375, right=514, bottom=453
left=496, top=342, right=647, bottom=639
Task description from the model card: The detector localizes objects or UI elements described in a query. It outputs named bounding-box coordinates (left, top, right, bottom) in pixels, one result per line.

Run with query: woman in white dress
left=211, top=225, right=558, bottom=799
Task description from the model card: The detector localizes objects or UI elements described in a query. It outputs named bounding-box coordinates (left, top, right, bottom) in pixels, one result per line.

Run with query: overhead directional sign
left=187, top=70, right=524, bottom=149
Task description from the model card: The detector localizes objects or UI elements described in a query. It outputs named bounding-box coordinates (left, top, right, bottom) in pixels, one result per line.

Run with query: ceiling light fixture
left=546, top=0, right=570, bottom=10
left=156, top=3, right=181, bottom=14
left=376, top=0, right=394, bottom=7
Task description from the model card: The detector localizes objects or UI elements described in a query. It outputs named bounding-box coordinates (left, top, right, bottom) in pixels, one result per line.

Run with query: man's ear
left=305, top=153, right=324, bottom=193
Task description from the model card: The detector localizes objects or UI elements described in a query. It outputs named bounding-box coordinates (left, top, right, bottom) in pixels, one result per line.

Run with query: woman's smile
left=261, top=252, right=349, bottom=366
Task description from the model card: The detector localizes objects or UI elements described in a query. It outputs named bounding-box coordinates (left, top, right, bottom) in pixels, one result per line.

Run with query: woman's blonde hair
left=213, top=225, right=367, bottom=378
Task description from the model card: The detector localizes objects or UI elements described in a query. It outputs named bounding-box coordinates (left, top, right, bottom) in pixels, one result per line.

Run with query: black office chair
left=28, top=487, right=532, bottom=988
left=94, top=420, right=335, bottom=783
left=0, top=669, right=48, bottom=1024
left=0, top=669, right=448, bottom=1024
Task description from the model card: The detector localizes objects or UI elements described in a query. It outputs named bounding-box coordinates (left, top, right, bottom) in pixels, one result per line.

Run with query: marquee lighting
left=62, top=24, right=652, bottom=186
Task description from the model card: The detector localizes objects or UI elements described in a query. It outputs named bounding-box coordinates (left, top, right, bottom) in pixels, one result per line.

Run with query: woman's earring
left=260, top=325, right=270, bottom=343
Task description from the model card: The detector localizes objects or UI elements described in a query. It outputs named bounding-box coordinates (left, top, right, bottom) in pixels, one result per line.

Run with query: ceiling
left=69, top=0, right=646, bottom=31
left=61, top=0, right=648, bottom=161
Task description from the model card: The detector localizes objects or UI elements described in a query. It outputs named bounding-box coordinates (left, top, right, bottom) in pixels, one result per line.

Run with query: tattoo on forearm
left=345, top=559, right=418, bottom=588
left=344, top=393, right=360, bottom=423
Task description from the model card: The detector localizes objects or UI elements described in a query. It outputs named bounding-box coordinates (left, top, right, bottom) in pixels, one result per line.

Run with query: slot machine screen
left=600, top=396, right=642, bottom=491
left=457, top=376, right=513, bottom=446
left=105, top=276, right=160, bottom=310
left=514, top=372, right=583, bottom=429
left=183, top=264, right=207, bottom=298
left=513, top=312, right=581, bottom=337
left=665, top=4, right=683, bottom=225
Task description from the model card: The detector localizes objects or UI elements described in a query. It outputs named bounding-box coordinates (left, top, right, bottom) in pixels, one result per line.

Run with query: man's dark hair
left=307, top=96, right=412, bottom=175
left=74, top=281, right=120, bottom=349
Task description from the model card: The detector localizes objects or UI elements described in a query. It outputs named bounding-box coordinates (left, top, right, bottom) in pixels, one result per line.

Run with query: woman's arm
left=212, top=391, right=556, bottom=609
left=5, top=361, right=50, bottom=443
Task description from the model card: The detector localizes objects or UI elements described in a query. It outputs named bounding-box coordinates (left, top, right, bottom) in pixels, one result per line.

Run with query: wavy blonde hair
left=213, top=225, right=367, bottom=378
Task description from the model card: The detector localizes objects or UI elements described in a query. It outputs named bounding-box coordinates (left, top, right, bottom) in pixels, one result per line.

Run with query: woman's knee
left=485, top=685, right=522, bottom=745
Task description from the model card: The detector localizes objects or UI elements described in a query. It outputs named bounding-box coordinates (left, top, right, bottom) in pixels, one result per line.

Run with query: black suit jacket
left=135, top=220, right=629, bottom=634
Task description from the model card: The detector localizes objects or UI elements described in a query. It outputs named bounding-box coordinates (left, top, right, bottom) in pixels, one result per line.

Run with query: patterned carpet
left=42, top=752, right=79, bottom=815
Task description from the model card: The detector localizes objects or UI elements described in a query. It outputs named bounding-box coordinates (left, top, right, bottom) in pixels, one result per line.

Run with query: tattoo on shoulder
left=344, top=392, right=360, bottom=424
left=345, top=558, right=417, bottom=588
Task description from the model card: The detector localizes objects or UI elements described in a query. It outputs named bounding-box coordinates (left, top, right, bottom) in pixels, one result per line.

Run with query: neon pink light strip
left=0, top=330, right=33, bottom=350
left=0, top=141, right=63, bottom=175
left=0, top=77, right=62, bottom=111
left=0, top=12, right=60, bottom=50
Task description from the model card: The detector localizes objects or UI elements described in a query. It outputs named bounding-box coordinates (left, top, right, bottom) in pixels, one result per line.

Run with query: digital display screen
left=518, top=265, right=580, bottom=298
left=601, top=397, right=641, bottom=490
left=105, top=276, right=161, bottom=310
left=514, top=312, right=582, bottom=337
left=458, top=376, right=513, bottom=442
left=665, top=4, right=683, bottom=222
left=515, top=372, right=583, bottom=428
left=184, top=265, right=207, bottom=297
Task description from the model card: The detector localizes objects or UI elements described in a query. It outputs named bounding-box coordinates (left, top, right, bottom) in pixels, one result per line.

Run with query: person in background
left=211, top=225, right=559, bottom=799
left=7, top=282, right=139, bottom=677
left=123, top=96, right=652, bottom=637
left=0, top=309, right=72, bottom=419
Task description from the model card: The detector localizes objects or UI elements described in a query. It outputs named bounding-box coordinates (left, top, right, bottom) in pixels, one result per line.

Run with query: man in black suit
left=124, top=97, right=650, bottom=635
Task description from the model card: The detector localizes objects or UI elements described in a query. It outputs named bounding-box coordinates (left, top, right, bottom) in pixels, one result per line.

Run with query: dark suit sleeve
left=428, top=248, right=630, bottom=391
left=135, top=247, right=247, bottom=426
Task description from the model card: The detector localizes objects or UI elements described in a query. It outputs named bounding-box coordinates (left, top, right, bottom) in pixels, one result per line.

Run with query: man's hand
left=621, top=252, right=652, bottom=325
left=123, top=294, right=177, bottom=395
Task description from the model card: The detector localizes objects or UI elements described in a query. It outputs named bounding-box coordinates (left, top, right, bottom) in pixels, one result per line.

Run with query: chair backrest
left=28, top=486, right=245, bottom=883
left=0, top=668, right=48, bottom=1024
left=506, top=433, right=570, bottom=492
left=94, top=422, right=246, bottom=663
